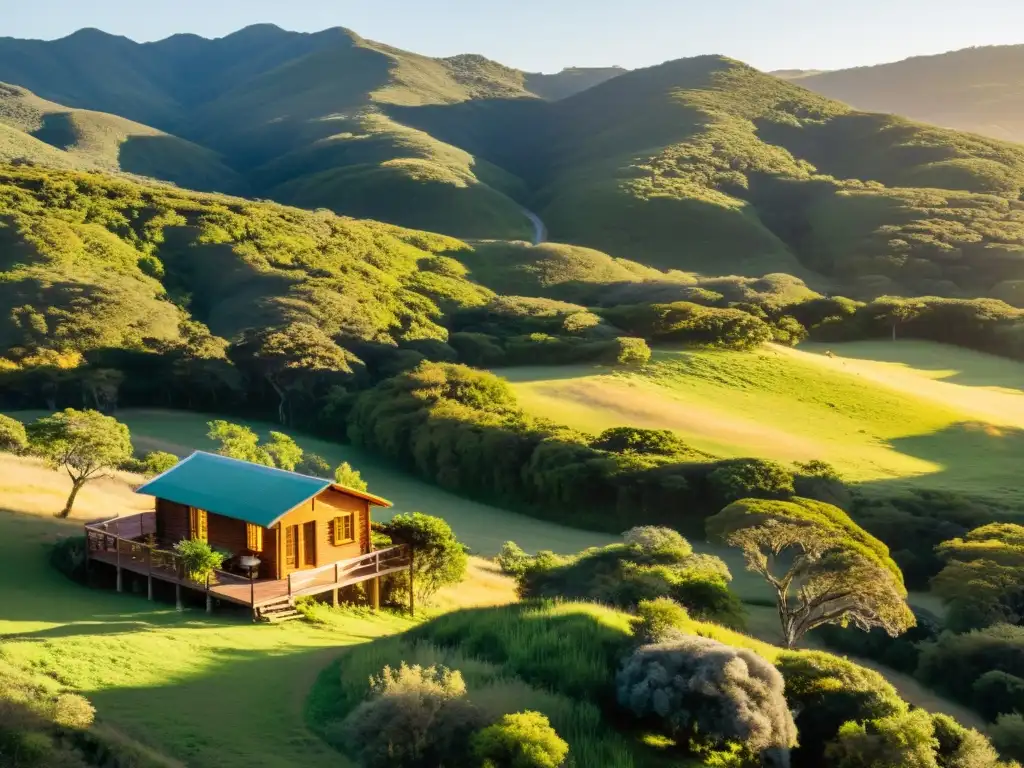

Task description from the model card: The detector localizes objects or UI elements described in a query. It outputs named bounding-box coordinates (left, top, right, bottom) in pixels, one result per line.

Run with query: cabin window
left=246, top=523, right=263, bottom=553
left=189, top=508, right=207, bottom=542
left=333, top=513, right=355, bottom=546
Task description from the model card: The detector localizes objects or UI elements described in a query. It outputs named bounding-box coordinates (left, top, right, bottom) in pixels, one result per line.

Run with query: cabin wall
left=207, top=512, right=247, bottom=556
left=155, top=499, right=189, bottom=543
left=275, top=490, right=371, bottom=576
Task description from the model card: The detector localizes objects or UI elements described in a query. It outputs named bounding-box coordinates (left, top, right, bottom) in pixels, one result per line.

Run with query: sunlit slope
left=502, top=341, right=1024, bottom=502
left=0, top=82, right=245, bottom=192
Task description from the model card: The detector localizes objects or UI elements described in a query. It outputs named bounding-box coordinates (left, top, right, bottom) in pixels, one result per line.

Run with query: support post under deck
left=147, top=574, right=153, bottom=601
left=370, top=577, right=380, bottom=611
left=332, top=588, right=339, bottom=608
left=175, top=583, right=183, bottom=612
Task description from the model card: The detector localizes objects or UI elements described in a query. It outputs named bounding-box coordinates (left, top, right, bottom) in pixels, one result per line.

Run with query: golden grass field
left=504, top=340, right=1024, bottom=504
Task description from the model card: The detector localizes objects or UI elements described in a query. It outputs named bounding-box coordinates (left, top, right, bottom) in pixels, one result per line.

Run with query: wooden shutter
left=285, top=525, right=297, bottom=568
left=246, top=523, right=263, bottom=553
left=189, top=508, right=207, bottom=542
left=333, top=514, right=354, bottom=545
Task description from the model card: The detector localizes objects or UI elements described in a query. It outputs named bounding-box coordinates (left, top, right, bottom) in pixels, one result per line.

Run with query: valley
left=1, top=14, right=1024, bottom=768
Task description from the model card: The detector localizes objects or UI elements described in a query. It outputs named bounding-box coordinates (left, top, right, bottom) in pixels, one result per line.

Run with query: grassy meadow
left=0, top=452, right=523, bottom=767
left=4, top=409, right=617, bottom=557
left=503, top=340, right=1024, bottom=505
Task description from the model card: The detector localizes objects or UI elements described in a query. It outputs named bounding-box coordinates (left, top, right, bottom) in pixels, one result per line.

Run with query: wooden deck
left=84, top=512, right=412, bottom=613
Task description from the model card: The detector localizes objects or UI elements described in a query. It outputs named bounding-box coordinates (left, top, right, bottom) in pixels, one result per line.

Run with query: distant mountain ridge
left=3, top=26, right=1024, bottom=303
left=791, top=45, right=1024, bottom=144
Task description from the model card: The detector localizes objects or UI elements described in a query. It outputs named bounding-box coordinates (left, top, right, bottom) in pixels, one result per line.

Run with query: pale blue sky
left=5, top=0, right=1024, bottom=73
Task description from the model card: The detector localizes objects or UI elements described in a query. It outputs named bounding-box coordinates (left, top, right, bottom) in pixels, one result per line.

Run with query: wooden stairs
left=255, top=596, right=302, bottom=623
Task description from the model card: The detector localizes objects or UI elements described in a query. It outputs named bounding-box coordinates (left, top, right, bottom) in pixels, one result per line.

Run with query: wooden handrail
left=287, top=545, right=409, bottom=589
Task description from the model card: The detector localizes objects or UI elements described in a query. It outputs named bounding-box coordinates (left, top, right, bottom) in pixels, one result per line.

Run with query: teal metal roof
left=135, top=451, right=332, bottom=528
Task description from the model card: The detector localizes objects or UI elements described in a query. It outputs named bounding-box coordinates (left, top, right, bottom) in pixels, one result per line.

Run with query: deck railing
left=86, top=513, right=413, bottom=610
left=287, top=545, right=412, bottom=597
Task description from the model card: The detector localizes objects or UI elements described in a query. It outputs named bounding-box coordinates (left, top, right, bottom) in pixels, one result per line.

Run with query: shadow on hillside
left=31, top=112, right=79, bottom=151
left=119, top=135, right=250, bottom=195
left=82, top=644, right=346, bottom=767
left=855, top=420, right=1024, bottom=507
left=801, top=340, right=1024, bottom=391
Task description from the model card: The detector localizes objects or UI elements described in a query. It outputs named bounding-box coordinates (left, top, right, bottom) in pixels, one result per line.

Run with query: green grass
left=0, top=505, right=416, bottom=768
left=5, top=408, right=617, bottom=557
left=309, top=601, right=691, bottom=767
left=502, top=340, right=1024, bottom=505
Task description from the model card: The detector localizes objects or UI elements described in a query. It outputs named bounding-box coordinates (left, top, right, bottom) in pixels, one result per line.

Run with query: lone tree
left=27, top=409, right=133, bottom=518
left=707, top=497, right=914, bottom=649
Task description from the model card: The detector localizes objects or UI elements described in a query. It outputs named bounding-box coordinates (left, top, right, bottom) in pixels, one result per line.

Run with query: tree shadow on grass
left=81, top=645, right=354, bottom=768
left=857, top=420, right=1024, bottom=507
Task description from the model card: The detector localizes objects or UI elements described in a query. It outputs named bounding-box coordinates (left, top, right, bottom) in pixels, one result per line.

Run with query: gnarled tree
left=27, top=408, right=133, bottom=518
left=707, top=498, right=914, bottom=649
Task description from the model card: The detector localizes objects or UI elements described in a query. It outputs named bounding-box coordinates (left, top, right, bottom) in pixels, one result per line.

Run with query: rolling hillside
left=502, top=341, right=1024, bottom=504
left=4, top=28, right=1024, bottom=297
left=0, top=82, right=244, bottom=191
left=533, top=56, right=1024, bottom=295
left=788, top=45, right=1024, bottom=145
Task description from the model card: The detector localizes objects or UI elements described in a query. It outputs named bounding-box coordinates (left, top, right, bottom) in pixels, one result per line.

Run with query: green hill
left=792, top=45, right=1024, bottom=145
left=0, top=82, right=245, bottom=192
left=5, top=29, right=1024, bottom=297
left=502, top=340, right=1024, bottom=504
left=531, top=56, right=1024, bottom=296
left=0, top=164, right=492, bottom=360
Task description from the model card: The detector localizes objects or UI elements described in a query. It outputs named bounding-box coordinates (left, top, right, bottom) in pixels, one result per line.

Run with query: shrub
left=471, top=711, right=569, bottom=768
left=0, top=414, right=28, bottom=454
left=449, top=331, right=507, bottom=367
left=617, top=636, right=796, bottom=760
left=173, top=538, right=224, bottom=583
left=334, top=461, right=368, bottom=491
left=932, top=523, right=1024, bottom=632
left=991, top=714, right=1024, bottom=763
left=815, top=609, right=940, bottom=675
left=825, top=709, right=939, bottom=768
left=931, top=713, right=1006, bottom=768
left=52, top=694, right=95, bottom=730
left=518, top=541, right=742, bottom=626
left=339, top=663, right=482, bottom=768
left=593, top=428, right=690, bottom=457
left=622, top=525, right=694, bottom=555
left=708, top=459, right=795, bottom=506
left=49, top=536, right=88, bottom=583
left=497, top=541, right=531, bottom=577
left=381, top=513, right=468, bottom=606
left=141, top=451, right=178, bottom=477
left=776, top=650, right=906, bottom=767
left=917, top=624, right=1024, bottom=712
left=634, top=597, right=689, bottom=643
left=296, top=452, right=332, bottom=478
left=972, top=671, right=1024, bottom=721
left=613, top=337, right=651, bottom=365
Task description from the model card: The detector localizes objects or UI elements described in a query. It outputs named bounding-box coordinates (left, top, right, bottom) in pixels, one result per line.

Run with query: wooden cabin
left=135, top=451, right=392, bottom=580
left=81, top=451, right=413, bottom=619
